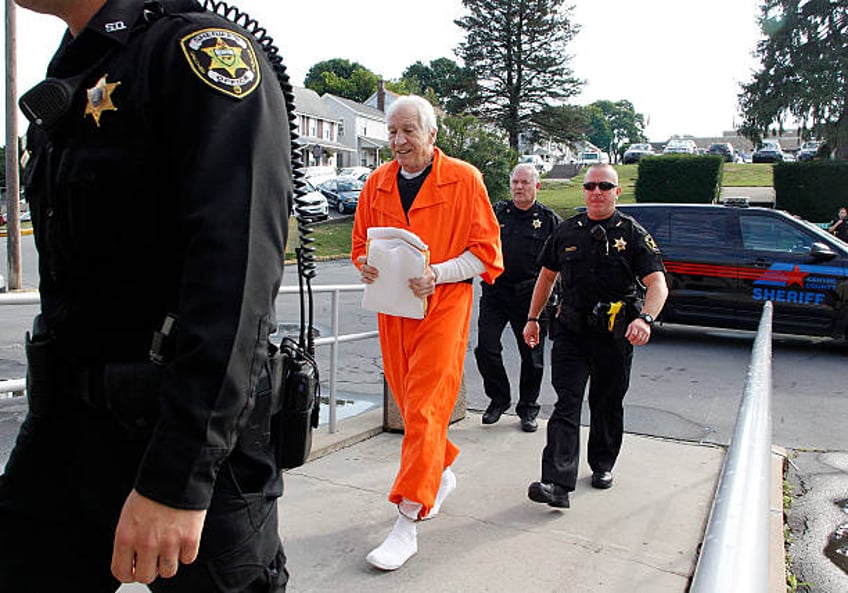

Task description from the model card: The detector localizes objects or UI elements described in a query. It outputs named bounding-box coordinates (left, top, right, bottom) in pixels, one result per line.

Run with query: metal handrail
left=689, top=301, right=773, bottom=593
left=0, top=284, right=378, bottom=435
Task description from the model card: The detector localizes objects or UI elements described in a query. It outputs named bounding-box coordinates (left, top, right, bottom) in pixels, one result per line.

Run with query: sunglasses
left=582, top=181, right=617, bottom=191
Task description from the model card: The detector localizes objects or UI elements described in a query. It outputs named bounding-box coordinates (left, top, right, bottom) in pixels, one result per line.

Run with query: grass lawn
left=294, top=162, right=776, bottom=260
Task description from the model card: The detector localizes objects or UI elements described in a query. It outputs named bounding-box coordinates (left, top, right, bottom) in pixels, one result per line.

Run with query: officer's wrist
left=527, top=317, right=539, bottom=323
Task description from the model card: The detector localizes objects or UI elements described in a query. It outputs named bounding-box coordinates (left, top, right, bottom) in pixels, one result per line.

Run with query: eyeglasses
left=582, top=181, right=617, bottom=191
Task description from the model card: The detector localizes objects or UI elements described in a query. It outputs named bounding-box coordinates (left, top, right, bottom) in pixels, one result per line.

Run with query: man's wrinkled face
left=510, top=166, right=539, bottom=210
left=388, top=104, right=436, bottom=174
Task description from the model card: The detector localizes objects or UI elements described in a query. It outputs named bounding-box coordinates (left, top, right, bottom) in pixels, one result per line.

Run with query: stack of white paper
left=362, top=227, right=430, bottom=319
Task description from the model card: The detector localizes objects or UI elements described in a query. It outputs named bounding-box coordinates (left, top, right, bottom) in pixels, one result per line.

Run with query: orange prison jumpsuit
left=352, top=148, right=503, bottom=517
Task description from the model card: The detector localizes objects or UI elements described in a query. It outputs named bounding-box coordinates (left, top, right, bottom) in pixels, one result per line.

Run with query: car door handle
left=746, top=259, right=771, bottom=268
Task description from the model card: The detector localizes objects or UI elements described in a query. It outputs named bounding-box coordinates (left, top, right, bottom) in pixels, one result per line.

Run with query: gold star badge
left=613, top=237, right=627, bottom=252
left=532, top=219, right=542, bottom=229
left=84, top=74, right=120, bottom=127
left=203, top=37, right=250, bottom=77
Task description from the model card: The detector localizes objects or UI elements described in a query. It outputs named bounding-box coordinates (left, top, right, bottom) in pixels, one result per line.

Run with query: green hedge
left=634, top=156, right=723, bottom=203
left=773, top=161, right=848, bottom=221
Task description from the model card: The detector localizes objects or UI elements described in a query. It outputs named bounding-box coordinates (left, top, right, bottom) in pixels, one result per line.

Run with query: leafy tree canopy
left=455, top=0, right=583, bottom=150
left=738, top=0, right=848, bottom=159
left=304, top=58, right=379, bottom=103
left=401, top=58, right=480, bottom=115
left=437, top=113, right=516, bottom=202
left=585, top=100, right=647, bottom=162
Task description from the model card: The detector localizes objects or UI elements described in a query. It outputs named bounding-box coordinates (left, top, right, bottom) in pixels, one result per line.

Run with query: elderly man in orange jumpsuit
left=352, top=95, right=503, bottom=571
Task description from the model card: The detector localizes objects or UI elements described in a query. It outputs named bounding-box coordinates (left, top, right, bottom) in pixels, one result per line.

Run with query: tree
left=304, top=58, right=379, bottom=103
left=401, top=58, right=480, bottom=114
left=437, top=113, right=516, bottom=202
left=585, top=100, right=647, bottom=163
left=455, top=0, right=582, bottom=150
left=738, top=0, right=848, bottom=159
left=526, top=104, right=589, bottom=147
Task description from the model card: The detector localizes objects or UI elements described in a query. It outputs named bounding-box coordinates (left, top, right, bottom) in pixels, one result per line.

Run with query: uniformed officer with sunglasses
left=522, top=164, right=668, bottom=509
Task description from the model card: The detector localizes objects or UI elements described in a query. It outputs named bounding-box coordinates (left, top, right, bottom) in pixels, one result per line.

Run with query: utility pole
left=4, top=0, right=21, bottom=291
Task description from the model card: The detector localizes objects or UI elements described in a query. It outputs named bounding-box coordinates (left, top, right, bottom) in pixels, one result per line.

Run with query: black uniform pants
left=542, top=322, right=633, bottom=491
left=474, top=285, right=544, bottom=419
left=0, top=398, right=287, bottom=593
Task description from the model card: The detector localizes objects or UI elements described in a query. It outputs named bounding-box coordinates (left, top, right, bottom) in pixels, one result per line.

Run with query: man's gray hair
left=387, top=95, right=438, bottom=134
left=510, top=163, right=540, bottom=183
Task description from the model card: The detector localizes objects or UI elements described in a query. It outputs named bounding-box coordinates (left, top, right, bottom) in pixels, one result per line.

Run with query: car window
left=739, top=213, right=813, bottom=254
left=337, top=179, right=364, bottom=191
left=667, top=210, right=729, bottom=248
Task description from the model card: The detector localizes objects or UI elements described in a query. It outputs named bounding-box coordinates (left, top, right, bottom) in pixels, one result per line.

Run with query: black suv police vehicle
left=617, top=203, right=848, bottom=340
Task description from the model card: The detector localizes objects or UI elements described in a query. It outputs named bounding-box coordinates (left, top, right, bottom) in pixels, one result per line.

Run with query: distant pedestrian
left=523, top=164, right=668, bottom=509
left=476, top=163, right=561, bottom=432
left=828, top=207, right=848, bottom=242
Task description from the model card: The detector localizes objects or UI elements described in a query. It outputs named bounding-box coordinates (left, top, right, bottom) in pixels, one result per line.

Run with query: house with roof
left=291, top=86, right=352, bottom=169
left=363, top=80, right=400, bottom=114
left=321, top=94, right=389, bottom=169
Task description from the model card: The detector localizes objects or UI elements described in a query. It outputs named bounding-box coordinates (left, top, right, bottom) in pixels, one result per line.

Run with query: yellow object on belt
left=607, top=301, right=623, bottom=332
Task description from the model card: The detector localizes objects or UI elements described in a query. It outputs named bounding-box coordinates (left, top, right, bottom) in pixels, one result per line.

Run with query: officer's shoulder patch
left=644, top=234, right=661, bottom=254
left=180, top=28, right=261, bottom=99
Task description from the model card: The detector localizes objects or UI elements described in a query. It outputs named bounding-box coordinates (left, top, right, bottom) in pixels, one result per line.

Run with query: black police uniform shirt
left=490, top=200, right=562, bottom=287
left=538, top=210, right=665, bottom=315
left=830, top=217, right=848, bottom=242
left=20, top=0, right=291, bottom=509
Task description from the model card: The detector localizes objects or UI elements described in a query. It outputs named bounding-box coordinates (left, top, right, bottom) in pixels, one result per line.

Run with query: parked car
left=338, top=166, right=372, bottom=180
left=752, top=141, right=784, bottom=163
left=707, top=142, right=736, bottom=162
left=303, top=165, right=337, bottom=187
left=662, top=139, right=697, bottom=155
left=518, top=154, right=553, bottom=174
left=319, top=176, right=365, bottom=214
left=622, top=143, right=655, bottom=164
left=577, top=150, right=610, bottom=165
left=617, top=202, right=848, bottom=339
left=294, top=178, right=329, bottom=221
left=797, top=140, right=823, bottom=162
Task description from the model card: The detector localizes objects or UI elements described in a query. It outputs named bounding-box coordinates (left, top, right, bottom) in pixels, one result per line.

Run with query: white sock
left=424, top=467, right=457, bottom=519
left=366, top=513, right=418, bottom=571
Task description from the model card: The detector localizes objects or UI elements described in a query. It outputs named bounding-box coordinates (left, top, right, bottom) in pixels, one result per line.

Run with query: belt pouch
left=24, top=330, right=59, bottom=417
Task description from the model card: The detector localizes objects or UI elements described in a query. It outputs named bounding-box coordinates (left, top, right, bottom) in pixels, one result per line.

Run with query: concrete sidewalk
left=279, top=411, right=724, bottom=593
left=117, top=408, right=789, bottom=593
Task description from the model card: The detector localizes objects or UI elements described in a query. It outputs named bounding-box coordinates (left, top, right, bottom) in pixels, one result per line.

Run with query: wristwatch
left=638, top=313, right=655, bottom=327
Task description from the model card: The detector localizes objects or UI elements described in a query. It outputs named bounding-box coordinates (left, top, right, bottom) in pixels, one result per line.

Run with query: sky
left=3, top=0, right=765, bottom=143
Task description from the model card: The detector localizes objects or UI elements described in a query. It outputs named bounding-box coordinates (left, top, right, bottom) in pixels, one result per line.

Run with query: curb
left=0, top=228, right=34, bottom=238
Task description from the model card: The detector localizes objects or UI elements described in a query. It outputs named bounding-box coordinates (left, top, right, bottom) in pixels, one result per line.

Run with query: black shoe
left=482, top=404, right=508, bottom=425
left=591, top=471, right=613, bottom=489
left=527, top=481, right=570, bottom=508
left=520, top=417, right=538, bottom=432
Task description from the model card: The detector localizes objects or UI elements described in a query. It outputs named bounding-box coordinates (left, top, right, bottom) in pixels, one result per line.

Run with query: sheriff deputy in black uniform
left=475, top=163, right=561, bottom=432
left=0, top=1, right=292, bottom=591
left=522, top=164, right=668, bottom=509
